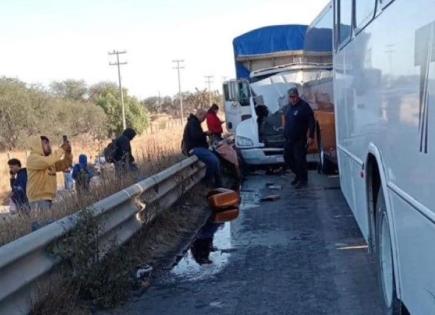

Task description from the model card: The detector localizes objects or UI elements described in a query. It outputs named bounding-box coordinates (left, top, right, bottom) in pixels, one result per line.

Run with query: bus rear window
left=355, top=0, right=376, bottom=29
left=339, top=0, right=352, bottom=46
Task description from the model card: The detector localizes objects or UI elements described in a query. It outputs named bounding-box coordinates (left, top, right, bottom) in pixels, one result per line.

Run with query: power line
left=172, top=59, right=185, bottom=123
left=204, top=75, right=214, bottom=107
left=109, top=50, right=128, bottom=130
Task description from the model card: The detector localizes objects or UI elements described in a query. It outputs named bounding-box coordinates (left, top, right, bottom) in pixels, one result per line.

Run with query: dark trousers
left=284, top=140, right=308, bottom=182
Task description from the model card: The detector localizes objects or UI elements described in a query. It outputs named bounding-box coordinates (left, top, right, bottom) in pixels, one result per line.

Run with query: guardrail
left=0, top=156, right=205, bottom=315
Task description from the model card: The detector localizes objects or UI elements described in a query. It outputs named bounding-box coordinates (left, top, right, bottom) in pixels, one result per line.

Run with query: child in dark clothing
left=8, top=158, right=30, bottom=214
left=72, top=154, right=93, bottom=194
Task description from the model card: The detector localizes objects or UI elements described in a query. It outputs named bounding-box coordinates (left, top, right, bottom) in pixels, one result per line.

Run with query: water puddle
left=164, top=222, right=234, bottom=283
left=159, top=180, right=264, bottom=284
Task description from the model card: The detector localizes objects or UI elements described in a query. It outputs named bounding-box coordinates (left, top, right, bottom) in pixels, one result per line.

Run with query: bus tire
left=375, top=188, right=402, bottom=315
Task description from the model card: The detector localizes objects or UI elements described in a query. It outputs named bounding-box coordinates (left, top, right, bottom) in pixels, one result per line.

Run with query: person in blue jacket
left=72, top=154, right=93, bottom=194
left=8, top=158, right=30, bottom=214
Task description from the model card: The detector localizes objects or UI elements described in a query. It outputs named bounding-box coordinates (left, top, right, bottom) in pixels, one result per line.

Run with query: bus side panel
left=334, top=48, right=370, bottom=240
left=390, top=193, right=435, bottom=314
left=335, top=0, right=435, bottom=312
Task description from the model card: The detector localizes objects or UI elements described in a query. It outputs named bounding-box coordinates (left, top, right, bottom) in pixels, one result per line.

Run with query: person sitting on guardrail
left=26, top=136, right=73, bottom=211
left=8, top=158, right=30, bottom=214
left=72, top=154, right=93, bottom=194
left=182, top=109, right=222, bottom=188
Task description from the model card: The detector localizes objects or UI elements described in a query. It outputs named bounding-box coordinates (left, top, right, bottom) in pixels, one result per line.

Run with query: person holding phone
left=26, top=135, right=73, bottom=211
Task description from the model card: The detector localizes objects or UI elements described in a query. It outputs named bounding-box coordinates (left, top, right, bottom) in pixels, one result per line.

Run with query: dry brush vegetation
left=0, top=125, right=185, bottom=246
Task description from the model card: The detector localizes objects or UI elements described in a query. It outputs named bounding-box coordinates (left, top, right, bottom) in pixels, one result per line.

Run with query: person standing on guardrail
left=182, top=109, right=222, bottom=188
left=112, top=128, right=137, bottom=175
left=26, top=136, right=73, bottom=211
left=206, top=104, right=224, bottom=145
left=8, top=158, right=30, bottom=214
left=283, top=87, right=315, bottom=189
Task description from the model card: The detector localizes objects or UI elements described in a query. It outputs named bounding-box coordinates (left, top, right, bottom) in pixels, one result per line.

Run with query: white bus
left=333, top=1, right=435, bottom=314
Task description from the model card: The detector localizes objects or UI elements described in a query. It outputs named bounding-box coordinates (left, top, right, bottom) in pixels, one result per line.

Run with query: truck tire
left=375, top=188, right=402, bottom=315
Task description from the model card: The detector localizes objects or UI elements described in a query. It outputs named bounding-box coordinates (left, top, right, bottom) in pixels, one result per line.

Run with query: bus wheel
left=376, top=188, right=402, bottom=315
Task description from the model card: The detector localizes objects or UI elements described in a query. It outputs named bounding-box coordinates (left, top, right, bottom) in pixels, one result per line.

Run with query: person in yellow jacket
left=26, top=136, right=73, bottom=211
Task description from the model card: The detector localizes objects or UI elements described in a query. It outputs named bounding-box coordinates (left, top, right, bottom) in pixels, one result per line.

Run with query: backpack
left=104, top=139, right=118, bottom=163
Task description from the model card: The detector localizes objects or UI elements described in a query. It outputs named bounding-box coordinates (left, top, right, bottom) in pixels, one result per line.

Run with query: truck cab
left=223, top=78, right=294, bottom=166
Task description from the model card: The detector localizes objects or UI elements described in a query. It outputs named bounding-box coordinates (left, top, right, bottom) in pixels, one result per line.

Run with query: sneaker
left=291, top=178, right=299, bottom=186
left=295, top=181, right=308, bottom=189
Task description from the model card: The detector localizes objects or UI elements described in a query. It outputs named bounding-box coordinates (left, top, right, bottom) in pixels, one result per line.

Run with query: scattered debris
left=136, top=264, right=153, bottom=280
left=260, top=194, right=281, bottom=202
left=135, top=264, right=153, bottom=288
left=266, top=183, right=282, bottom=190
left=240, top=189, right=255, bottom=193
left=251, top=170, right=266, bottom=175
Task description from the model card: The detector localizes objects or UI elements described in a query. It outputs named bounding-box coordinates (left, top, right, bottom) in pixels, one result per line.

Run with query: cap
left=288, top=87, right=299, bottom=97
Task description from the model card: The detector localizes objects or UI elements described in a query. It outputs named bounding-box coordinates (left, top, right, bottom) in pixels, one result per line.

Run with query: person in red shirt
left=206, top=104, right=224, bottom=144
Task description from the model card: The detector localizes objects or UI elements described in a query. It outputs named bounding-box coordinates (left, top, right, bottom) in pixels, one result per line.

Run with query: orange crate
left=213, top=208, right=239, bottom=223
left=208, top=190, right=240, bottom=210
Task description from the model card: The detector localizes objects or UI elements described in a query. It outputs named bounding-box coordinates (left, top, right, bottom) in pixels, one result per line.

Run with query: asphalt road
left=110, top=171, right=383, bottom=315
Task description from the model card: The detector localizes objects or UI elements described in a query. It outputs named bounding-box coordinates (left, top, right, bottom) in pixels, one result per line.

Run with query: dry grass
left=0, top=124, right=185, bottom=246
left=0, top=121, right=184, bottom=206
left=30, top=185, right=211, bottom=314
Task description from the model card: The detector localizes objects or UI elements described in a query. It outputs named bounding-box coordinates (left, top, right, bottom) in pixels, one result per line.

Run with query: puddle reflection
left=170, top=222, right=233, bottom=282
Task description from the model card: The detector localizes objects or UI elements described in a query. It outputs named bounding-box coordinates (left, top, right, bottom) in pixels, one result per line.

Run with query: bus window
left=338, top=0, right=353, bottom=47
left=355, top=0, right=376, bottom=29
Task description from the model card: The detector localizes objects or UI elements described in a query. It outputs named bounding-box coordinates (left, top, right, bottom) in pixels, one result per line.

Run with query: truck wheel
left=375, top=188, right=402, bottom=315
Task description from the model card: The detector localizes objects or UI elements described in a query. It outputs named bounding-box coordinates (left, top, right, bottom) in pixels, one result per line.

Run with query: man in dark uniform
left=283, top=87, right=315, bottom=188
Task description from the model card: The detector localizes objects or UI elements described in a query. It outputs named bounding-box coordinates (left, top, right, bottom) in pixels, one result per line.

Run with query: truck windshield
left=238, top=82, right=250, bottom=106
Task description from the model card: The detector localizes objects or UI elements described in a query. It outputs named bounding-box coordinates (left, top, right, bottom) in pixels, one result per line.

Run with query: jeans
left=284, top=140, right=308, bottom=183
left=192, top=147, right=222, bottom=187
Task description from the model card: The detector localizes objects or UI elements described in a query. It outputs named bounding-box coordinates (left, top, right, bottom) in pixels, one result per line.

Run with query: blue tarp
left=233, top=25, right=308, bottom=80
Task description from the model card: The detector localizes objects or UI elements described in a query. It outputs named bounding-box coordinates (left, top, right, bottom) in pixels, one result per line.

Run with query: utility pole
left=158, top=91, right=161, bottom=113
left=172, top=59, right=185, bottom=123
left=204, top=75, right=214, bottom=106
left=109, top=50, right=128, bottom=130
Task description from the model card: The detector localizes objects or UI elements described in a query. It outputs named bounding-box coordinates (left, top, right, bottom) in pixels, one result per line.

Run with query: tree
left=0, top=78, right=37, bottom=149
left=142, top=96, right=173, bottom=115
left=0, top=77, right=108, bottom=150
left=176, top=88, right=223, bottom=118
left=91, top=82, right=149, bottom=136
left=50, top=79, right=88, bottom=101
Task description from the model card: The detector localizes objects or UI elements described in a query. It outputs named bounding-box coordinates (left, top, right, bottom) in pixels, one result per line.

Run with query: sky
left=1, top=0, right=330, bottom=98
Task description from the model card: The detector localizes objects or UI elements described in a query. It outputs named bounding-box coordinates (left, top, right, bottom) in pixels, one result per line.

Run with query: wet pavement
left=110, top=171, right=383, bottom=315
